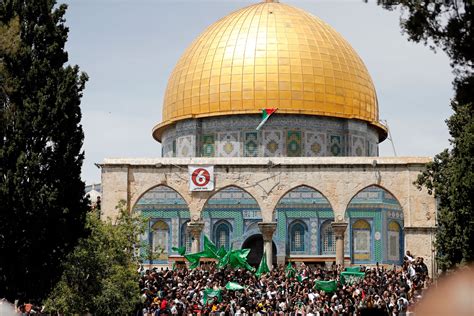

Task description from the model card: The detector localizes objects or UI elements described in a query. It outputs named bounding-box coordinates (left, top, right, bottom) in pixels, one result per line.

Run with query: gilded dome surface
left=153, top=0, right=386, bottom=141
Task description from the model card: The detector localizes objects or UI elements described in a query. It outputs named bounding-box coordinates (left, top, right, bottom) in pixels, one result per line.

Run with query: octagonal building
left=100, top=0, right=437, bottom=272
left=154, top=0, right=387, bottom=158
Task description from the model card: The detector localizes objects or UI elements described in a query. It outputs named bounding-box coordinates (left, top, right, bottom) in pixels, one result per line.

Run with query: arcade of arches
left=101, top=157, right=437, bottom=275
left=136, top=184, right=404, bottom=266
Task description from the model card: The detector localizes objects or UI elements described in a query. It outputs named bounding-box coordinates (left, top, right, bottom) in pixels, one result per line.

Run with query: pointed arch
left=387, top=220, right=403, bottom=262
left=203, top=185, right=260, bottom=208
left=180, top=220, right=192, bottom=253
left=275, top=185, right=334, bottom=211
left=345, top=184, right=404, bottom=264
left=213, top=220, right=232, bottom=250
left=275, top=185, right=334, bottom=256
left=133, top=184, right=189, bottom=212
left=151, top=220, right=169, bottom=254
left=345, top=184, right=403, bottom=213
left=288, top=220, right=308, bottom=253
left=320, top=219, right=335, bottom=255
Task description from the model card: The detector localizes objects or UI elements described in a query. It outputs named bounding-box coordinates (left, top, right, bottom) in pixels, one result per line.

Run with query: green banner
left=184, top=251, right=209, bottom=269
left=314, top=280, right=337, bottom=293
left=172, top=246, right=186, bottom=256
left=255, top=251, right=270, bottom=277
left=225, top=281, right=245, bottom=291
left=203, top=289, right=222, bottom=304
left=203, top=235, right=220, bottom=259
left=340, top=271, right=365, bottom=285
left=296, top=274, right=308, bottom=283
left=344, top=266, right=361, bottom=272
left=217, top=248, right=254, bottom=271
left=285, top=262, right=296, bottom=278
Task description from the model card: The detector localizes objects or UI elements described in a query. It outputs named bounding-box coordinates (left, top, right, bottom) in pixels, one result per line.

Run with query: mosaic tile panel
left=329, top=135, right=342, bottom=156
left=162, top=140, right=174, bottom=157
left=286, top=130, right=302, bottom=157
left=244, top=132, right=259, bottom=157
left=201, top=134, right=215, bottom=157
left=278, top=186, right=330, bottom=206
left=171, top=217, right=179, bottom=248
left=263, top=130, right=283, bottom=157
left=217, top=131, right=240, bottom=157
left=305, top=132, right=326, bottom=156
left=310, top=218, right=318, bottom=254
left=177, top=135, right=195, bottom=157
left=351, top=135, right=365, bottom=157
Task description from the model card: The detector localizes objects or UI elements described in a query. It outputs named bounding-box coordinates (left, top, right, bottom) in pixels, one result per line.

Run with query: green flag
left=296, top=274, right=308, bottom=283
left=255, top=251, right=270, bottom=277
left=184, top=251, right=209, bottom=269
left=203, top=289, right=222, bottom=304
left=172, top=246, right=186, bottom=256
left=203, top=235, right=220, bottom=259
left=217, top=248, right=254, bottom=271
left=225, top=281, right=245, bottom=291
left=217, top=248, right=231, bottom=269
left=340, top=271, right=365, bottom=285
left=285, top=262, right=296, bottom=278
left=314, top=280, right=337, bottom=293
left=217, top=245, right=227, bottom=258
left=344, top=266, right=361, bottom=272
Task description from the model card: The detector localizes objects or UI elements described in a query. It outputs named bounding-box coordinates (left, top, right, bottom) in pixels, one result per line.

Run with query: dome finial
left=264, top=0, right=279, bottom=3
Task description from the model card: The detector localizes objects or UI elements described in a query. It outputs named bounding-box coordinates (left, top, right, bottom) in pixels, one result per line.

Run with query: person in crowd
left=137, top=255, right=430, bottom=316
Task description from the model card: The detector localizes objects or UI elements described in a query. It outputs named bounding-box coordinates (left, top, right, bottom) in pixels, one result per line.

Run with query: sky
left=62, top=0, right=454, bottom=185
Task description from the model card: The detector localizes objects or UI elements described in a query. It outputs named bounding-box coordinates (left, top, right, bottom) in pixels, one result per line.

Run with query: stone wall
left=100, top=157, right=437, bottom=274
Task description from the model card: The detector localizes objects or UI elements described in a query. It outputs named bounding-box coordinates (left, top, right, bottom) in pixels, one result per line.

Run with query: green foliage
left=374, top=1, right=473, bottom=270
left=0, top=0, right=89, bottom=301
left=45, top=201, right=144, bottom=315
left=415, top=103, right=474, bottom=270
left=376, top=1, right=473, bottom=73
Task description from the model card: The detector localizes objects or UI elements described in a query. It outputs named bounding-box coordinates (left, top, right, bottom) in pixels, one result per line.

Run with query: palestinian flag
left=256, top=108, right=277, bottom=130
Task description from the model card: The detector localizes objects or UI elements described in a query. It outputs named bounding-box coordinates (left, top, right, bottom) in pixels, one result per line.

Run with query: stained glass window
left=214, top=221, right=231, bottom=250
left=290, top=222, right=306, bottom=252
left=152, top=220, right=169, bottom=254
left=181, top=221, right=192, bottom=253
left=321, top=220, right=335, bottom=254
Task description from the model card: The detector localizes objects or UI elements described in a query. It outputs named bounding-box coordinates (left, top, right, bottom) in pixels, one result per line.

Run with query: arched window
left=290, top=222, right=306, bottom=252
left=152, top=220, right=169, bottom=254
left=214, top=221, right=231, bottom=250
left=180, top=221, right=192, bottom=253
left=388, top=221, right=401, bottom=262
left=320, top=220, right=335, bottom=255
left=352, top=219, right=371, bottom=262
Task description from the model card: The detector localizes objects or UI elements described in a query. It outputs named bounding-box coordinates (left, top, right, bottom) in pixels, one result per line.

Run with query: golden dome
left=153, top=0, right=387, bottom=141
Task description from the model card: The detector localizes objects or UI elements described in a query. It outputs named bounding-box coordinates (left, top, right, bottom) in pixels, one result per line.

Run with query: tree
left=374, top=1, right=473, bottom=270
left=45, top=201, right=144, bottom=315
left=0, top=0, right=89, bottom=301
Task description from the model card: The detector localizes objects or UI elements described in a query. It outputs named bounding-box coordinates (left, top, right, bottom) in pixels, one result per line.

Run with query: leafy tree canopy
left=374, top=0, right=473, bottom=270
left=0, top=0, right=89, bottom=301
left=45, top=202, right=144, bottom=315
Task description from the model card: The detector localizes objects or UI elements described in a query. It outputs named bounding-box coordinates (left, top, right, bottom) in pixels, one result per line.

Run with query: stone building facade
left=100, top=0, right=438, bottom=276
left=100, top=157, right=437, bottom=276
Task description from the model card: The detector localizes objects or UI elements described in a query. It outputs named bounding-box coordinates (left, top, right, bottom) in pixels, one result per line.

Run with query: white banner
left=188, top=166, right=214, bottom=191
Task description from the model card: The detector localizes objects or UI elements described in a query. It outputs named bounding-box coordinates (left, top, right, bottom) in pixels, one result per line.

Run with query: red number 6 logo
left=191, top=168, right=210, bottom=187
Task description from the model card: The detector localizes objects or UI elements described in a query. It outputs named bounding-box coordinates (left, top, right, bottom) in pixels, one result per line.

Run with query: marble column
left=331, top=222, right=348, bottom=267
left=187, top=221, right=204, bottom=253
left=258, top=222, right=277, bottom=270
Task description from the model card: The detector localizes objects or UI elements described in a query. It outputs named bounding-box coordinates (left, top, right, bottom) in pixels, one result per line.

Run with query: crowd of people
left=137, top=252, right=431, bottom=315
